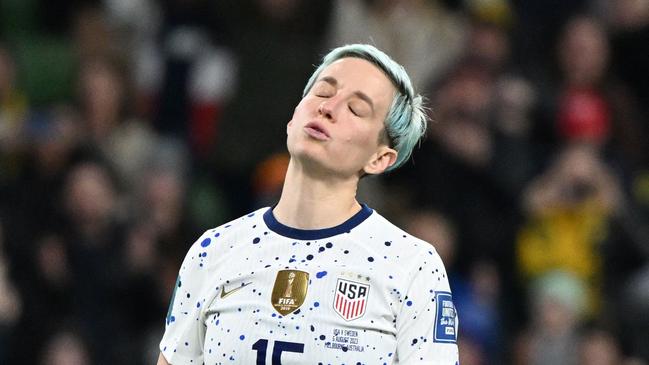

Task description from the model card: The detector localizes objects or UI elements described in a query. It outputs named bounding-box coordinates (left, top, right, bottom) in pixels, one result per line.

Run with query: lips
left=304, top=122, right=330, bottom=140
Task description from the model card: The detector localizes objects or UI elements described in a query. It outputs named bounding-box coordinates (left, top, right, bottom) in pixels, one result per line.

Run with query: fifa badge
left=271, top=270, right=309, bottom=315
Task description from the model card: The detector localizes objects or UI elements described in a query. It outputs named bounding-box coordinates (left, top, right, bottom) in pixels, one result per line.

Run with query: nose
left=318, top=98, right=338, bottom=121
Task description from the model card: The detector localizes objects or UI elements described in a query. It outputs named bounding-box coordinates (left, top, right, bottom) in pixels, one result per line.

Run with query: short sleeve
left=396, top=250, right=459, bottom=364
left=160, top=231, right=213, bottom=364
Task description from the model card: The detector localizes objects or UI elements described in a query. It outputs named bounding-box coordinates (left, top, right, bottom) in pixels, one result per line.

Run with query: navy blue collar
left=263, top=204, right=373, bottom=240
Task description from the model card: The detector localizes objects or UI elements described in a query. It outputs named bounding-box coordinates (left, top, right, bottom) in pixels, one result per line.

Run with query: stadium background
left=1, top=0, right=649, bottom=364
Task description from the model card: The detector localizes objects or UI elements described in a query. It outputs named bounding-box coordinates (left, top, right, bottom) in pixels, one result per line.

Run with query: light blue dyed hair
left=303, top=44, right=427, bottom=172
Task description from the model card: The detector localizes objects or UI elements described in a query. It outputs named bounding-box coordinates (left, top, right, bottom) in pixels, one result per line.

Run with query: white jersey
left=160, top=205, right=459, bottom=364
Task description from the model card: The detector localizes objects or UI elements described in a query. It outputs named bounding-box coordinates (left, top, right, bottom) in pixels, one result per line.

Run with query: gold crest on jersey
left=271, top=270, right=309, bottom=315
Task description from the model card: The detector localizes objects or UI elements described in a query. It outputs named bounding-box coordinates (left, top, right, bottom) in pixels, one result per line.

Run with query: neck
left=273, top=159, right=362, bottom=229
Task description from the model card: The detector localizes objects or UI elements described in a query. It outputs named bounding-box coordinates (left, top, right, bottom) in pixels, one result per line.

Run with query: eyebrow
left=318, top=76, right=375, bottom=115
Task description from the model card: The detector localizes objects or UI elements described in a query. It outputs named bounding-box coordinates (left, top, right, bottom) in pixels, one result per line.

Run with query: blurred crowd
left=0, top=0, right=648, bottom=364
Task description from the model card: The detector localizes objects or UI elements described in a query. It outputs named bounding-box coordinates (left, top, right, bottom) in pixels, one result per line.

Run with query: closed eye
left=312, top=81, right=335, bottom=98
left=348, top=100, right=370, bottom=117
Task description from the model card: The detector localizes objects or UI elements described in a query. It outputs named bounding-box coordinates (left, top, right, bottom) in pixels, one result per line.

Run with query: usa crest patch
left=434, top=292, right=457, bottom=343
left=333, top=278, right=369, bottom=321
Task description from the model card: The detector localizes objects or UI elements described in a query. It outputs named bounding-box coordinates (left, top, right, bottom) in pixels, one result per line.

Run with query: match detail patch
left=434, top=291, right=457, bottom=343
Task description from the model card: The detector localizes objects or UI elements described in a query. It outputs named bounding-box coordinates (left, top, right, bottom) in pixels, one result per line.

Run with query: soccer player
left=158, top=44, right=459, bottom=364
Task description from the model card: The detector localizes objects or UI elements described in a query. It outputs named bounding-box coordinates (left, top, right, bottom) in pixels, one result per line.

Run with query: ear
left=363, top=146, right=398, bottom=175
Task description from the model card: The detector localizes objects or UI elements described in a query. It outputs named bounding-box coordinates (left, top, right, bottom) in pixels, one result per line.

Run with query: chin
left=291, top=148, right=324, bottom=166
left=288, top=148, right=330, bottom=172
left=288, top=138, right=322, bottom=159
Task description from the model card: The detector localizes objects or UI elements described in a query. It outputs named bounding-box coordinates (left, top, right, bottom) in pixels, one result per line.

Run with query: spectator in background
left=516, top=270, right=587, bottom=365
left=76, top=55, right=162, bottom=194
left=466, top=20, right=538, bottom=194
left=48, top=157, right=172, bottom=365
left=517, top=144, right=624, bottom=317
left=326, top=0, right=467, bottom=91
left=103, top=0, right=164, bottom=120
left=152, top=0, right=237, bottom=160
left=127, top=157, right=198, bottom=291
left=553, top=15, right=646, bottom=172
left=59, top=160, right=129, bottom=363
left=404, top=209, right=502, bottom=364
left=121, top=172, right=180, bottom=363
